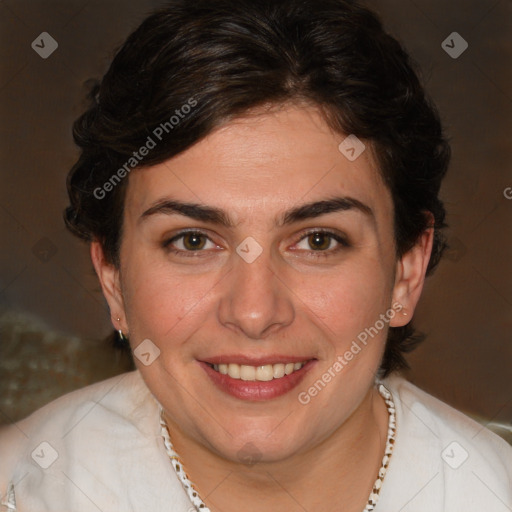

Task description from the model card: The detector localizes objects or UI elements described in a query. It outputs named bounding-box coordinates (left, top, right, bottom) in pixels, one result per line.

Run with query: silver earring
left=116, top=318, right=127, bottom=342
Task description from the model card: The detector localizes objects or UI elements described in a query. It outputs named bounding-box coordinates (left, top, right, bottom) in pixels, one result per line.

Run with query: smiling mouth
left=201, top=358, right=317, bottom=401
left=207, top=361, right=309, bottom=382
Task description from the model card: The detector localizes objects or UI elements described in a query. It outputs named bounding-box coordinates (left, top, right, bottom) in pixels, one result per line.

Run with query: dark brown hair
left=65, top=0, right=450, bottom=375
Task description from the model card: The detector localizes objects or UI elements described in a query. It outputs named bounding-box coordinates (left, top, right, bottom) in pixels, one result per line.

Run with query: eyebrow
left=279, top=197, right=374, bottom=226
left=139, top=196, right=374, bottom=227
left=140, top=199, right=233, bottom=226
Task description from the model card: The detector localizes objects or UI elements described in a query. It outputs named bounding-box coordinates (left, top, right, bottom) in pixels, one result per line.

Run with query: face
left=93, top=103, right=431, bottom=463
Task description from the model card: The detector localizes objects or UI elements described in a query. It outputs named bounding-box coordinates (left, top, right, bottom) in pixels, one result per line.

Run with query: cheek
left=297, top=262, right=393, bottom=346
left=121, top=256, right=219, bottom=345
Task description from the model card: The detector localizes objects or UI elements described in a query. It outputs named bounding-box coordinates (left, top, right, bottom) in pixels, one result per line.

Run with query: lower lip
left=200, top=360, right=316, bottom=401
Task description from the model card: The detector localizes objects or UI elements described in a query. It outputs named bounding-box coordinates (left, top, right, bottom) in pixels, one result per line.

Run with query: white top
left=0, top=371, right=511, bottom=512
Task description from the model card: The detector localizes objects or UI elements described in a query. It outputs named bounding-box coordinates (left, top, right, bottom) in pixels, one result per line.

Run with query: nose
left=217, top=252, right=295, bottom=340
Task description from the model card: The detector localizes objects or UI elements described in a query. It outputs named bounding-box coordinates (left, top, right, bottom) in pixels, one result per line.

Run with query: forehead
left=125, top=104, right=392, bottom=223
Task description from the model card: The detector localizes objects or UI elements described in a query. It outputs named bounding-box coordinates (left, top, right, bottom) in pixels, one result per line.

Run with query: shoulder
left=377, top=374, right=512, bottom=511
left=0, top=371, right=150, bottom=453
left=0, top=371, right=192, bottom=511
left=386, top=375, right=512, bottom=456
left=0, top=371, right=148, bottom=475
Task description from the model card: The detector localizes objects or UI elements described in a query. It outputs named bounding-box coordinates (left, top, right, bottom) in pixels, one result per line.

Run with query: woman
left=1, top=0, right=511, bottom=510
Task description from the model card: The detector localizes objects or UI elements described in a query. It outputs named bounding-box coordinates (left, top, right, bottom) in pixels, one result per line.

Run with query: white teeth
left=240, top=365, right=256, bottom=381
left=211, top=361, right=307, bottom=381
left=273, top=363, right=285, bottom=378
left=228, top=363, right=240, bottom=379
left=255, top=365, right=274, bottom=381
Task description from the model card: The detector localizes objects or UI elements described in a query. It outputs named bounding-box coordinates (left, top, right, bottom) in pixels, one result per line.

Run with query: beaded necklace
left=159, top=383, right=396, bottom=512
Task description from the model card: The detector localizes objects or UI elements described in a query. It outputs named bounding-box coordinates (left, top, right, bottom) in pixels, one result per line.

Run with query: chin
left=207, top=421, right=310, bottom=465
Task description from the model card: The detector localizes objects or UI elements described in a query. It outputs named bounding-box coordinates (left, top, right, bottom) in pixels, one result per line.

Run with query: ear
left=390, top=213, right=434, bottom=328
left=90, top=241, right=128, bottom=334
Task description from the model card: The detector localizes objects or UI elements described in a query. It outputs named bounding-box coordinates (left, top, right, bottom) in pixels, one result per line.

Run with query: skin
left=91, top=103, right=433, bottom=511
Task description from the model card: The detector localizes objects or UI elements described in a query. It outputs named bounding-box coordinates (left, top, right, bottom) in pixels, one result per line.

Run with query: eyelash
left=294, top=229, right=350, bottom=258
left=163, top=229, right=219, bottom=258
left=162, top=229, right=350, bottom=258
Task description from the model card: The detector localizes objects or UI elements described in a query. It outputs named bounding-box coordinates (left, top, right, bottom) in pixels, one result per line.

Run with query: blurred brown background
left=0, top=0, right=511, bottom=433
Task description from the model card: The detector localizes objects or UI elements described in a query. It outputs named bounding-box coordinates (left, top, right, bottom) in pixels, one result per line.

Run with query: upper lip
left=201, top=355, right=316, bottom=366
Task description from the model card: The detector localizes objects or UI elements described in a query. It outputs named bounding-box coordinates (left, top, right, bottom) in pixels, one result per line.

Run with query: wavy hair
left=65, top=0, right=450, bottom=376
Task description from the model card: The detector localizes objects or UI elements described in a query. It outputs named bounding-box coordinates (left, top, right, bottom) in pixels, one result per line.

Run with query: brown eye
left=182, top=233, right=207, bottom=250
left=164, top=231, right=216, bottom=253
left=293, top=230, right=349, bottom=256
left=307, top=232, right=333, bottom=251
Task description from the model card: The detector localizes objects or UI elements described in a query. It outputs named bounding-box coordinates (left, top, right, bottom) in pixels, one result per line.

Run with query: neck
left=164, top=385, right=389, bottom=512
